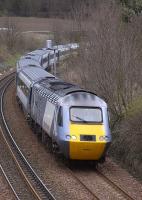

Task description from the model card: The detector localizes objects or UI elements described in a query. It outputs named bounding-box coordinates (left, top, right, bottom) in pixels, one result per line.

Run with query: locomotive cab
left=56, top=92, right=111, bottom=161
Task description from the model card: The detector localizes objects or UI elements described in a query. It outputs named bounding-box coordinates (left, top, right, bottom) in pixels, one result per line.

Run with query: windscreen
left=70, top=107, right=102, bottom=123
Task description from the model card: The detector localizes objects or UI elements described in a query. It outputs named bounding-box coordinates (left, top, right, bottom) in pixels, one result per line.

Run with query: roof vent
left=25, top=56, right=31, bottom=59
left=28, top=53, right=35, bottom=56
left=28, top=64, right=37, bottom=67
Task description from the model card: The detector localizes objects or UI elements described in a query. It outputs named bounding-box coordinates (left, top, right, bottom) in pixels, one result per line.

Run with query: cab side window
left=57, top=107, right=63, bottom=127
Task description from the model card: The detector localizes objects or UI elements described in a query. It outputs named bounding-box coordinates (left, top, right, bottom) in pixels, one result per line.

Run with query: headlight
left=99, top=136, right=110, bottom=141
left=99, top=136, right=105, bottom=141
left=72, top=135, right=77, bottom=140
left=66, top=135, right=71, bottom=140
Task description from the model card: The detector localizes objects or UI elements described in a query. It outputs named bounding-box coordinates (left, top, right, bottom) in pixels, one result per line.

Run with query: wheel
left=41, top=130, right=48, bottom=144
left=35, top=124, right=42, bottom=136
left=32, top=122, right=38, bottom=135
left=29, top=119, right=35, bottom=131
left=16, top=96, right=22, bottom=110
left=41, top=131, right=54, bottom=153
left=16, top=96, right=19, bottom=103
left=52, top=141, right=60, bottom=154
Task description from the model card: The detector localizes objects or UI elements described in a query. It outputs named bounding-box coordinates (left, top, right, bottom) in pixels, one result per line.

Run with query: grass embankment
left=0, top=47, right=21, bottom=74
left=0, top=30, right=51, bottom=74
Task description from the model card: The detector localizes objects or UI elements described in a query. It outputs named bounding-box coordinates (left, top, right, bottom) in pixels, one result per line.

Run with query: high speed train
left=17, top=42, right=79, bottom=72
left=16, top=65, right=111, bottom=162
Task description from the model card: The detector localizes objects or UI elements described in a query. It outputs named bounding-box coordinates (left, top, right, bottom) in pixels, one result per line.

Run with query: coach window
left=57, top=107, right=63, bottom=127
left=18, top=78, right=30, bottom=97
left=56, top=52, right=59, bottom=57
left=42, top=57, right=48, bottom=64
left=50, top=54, right=54, bottom=59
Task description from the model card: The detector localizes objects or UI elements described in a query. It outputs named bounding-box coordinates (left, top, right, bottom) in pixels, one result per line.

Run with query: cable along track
left=0, top=73, right=56, bottom=200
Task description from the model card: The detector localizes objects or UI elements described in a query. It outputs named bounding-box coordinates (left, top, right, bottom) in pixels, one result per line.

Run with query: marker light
left=99, top=136, right=105, bottom=141
left=72, top=135, right=77, bottom=140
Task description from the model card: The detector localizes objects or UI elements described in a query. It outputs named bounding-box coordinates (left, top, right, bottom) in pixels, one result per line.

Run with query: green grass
left=6, top=53, right=21, bottom=68
left=0, top=46, right=21, bottom=73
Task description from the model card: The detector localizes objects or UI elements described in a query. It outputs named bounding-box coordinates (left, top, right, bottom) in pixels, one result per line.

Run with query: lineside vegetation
left=56, top=0, right=142, bottom=180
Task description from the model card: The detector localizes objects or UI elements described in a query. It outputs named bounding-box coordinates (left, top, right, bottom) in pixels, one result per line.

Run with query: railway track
left=0, top=164, right=20, bottom=200
left=69, top=164, right=135, bottom=200
left=0, top=73, right=56, bottom=200
left=96, top=168, right=134, bottom=200
left=67, top=167, right=100, bottom=200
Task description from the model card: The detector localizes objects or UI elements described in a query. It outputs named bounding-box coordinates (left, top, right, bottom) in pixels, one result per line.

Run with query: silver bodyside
left=30, top=83, right=57, bottom=136
left=16, top=67, right=55, bottom=115
left=31, top=85, right=48, bottom=127
left=17, top=86, right=28, bottom=109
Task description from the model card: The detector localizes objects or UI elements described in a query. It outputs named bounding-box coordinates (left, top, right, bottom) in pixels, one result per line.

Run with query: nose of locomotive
left=67, top=123, right=110, bottom=160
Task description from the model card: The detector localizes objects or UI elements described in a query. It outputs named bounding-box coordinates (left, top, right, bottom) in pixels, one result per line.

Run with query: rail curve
left=0, top=73, right=56, bottom=200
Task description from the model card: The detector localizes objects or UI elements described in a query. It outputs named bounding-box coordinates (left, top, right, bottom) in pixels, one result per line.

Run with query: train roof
left=26, top=53, right=41, bottom=62
left=29, top=49, right=48, bottom=56
left=34, top=78, right=97, bottom=105
left=19, top=67, right=55, bottom=83
left=39, top=79, right=81, bottom=95
left=54, top=43, right=79, bottom=50
left=17, top=57, right=41, bottom=68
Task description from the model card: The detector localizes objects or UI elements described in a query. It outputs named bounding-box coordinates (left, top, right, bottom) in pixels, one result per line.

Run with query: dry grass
left=0, top=17, right=57, bottom=73
left=0, top=17, right=75, bottom=32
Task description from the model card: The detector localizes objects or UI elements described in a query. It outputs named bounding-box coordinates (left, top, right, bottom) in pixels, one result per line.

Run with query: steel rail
left=0, top=73, right=21, bottom=200
left=96, top=169, right=135, bottom=200
left=0, top=71, right=15, bottom=83
left=69, top=166, right=135, bottom=200
left=0, top=125, right=42, bottom=200
left=67, top=167, right=100, bottom=200
left=0, top=164, right=20, bottom=200
left=0, top=74, right=56, bottom=200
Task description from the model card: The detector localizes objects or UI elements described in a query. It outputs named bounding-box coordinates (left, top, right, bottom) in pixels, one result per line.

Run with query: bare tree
left=62, top=1, right=142, bottom=127
left=0, top=18, right=22, bottom=52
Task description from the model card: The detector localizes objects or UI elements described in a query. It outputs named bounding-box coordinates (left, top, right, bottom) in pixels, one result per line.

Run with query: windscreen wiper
left=72, top=115, right=87, bottom=123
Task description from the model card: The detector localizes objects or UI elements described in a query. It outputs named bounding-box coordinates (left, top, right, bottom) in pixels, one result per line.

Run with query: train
left=17, top=42, right=79, bottom=72
left=16, top=42, right=111, bottom=162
